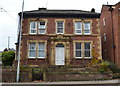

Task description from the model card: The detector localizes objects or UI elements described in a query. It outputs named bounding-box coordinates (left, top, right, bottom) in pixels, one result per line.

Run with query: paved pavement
left=1, top=79, right=120, bottom=86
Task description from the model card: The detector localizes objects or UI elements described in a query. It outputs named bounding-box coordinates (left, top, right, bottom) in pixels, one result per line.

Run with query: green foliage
left=33, top=68, right=43, bottom=74
left=0, top=52, right=2, bottom=61
left=2, top=51, right=15, bottom=66
left=112, top=73, right=120, bottom=79
left=91, top=49, right=98, bottom=64
left=98, top=61, right=110, bottom=73
left=108, top=62, right=120, bottom=73
left=88, top=48, right=101, bottom=67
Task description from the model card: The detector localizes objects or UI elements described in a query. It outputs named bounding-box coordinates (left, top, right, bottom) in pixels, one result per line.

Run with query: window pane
left=75, top=22, right=82, bottom=34
left=75, top=22, right=82, bottom=29
left=57, top=21, right=63, bottom=27
left=84, top=22, right=90, bottom=34
left=39, top=25, right=45, bottom=29
left=29, top=43, right=36, bottom=58
left=84, top=43, right=91, bottom=57
left=38, top=43, right=45, bottom=49
left=30, top=22, right=37, bottom=34
left=104, top=34, right=106, bottom=42
left=38, top=50, right=45, bottom=57
left=84, top=30, right=90, bottom=33
left=75, top=43, right=82, bottom=57
left=57, top=21, right=64, bottom=33
left=76, top=30, right=82, bottom=33
left=30, top=22, right=36, bottom=29
left=57, top=28, right=63, bottom=33
left=38, top=43, right=45, bottom=58
left=84, top=22, right=90, bottom=29
left=85, top=43, right=90, bottom=49
left=30, top=43, right=36, bottom=49
left=76, top=51, right=81, bottom=57
left=29, top=50, right=36, bottom=57
left=76, top=43, right=81, bottom=49
left=38, top=21, right=46, bottom=34
left=39, top=29, right=45, bottom=34
left=31, top=30, right=36, bottom=34
left=85, top=51, right=90, bottom=57
left=40, top=22, right=45, bottom=25
left=39, top=21, right=45, bottom=28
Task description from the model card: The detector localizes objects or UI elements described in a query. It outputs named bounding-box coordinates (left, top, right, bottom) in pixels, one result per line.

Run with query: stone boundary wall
left=2, top=67, right=32, bottom=82
left=2, top=66, right=114, bottom=82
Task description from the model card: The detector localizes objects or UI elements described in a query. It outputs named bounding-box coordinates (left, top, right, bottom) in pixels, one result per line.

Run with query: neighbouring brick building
left=15, top=8, right=102, bottom=66
left=100, top=2, right=120, bottom=68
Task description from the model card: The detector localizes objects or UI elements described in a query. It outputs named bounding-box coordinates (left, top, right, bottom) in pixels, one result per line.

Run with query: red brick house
left=100, top=2, right=120, bottom=68
left=16, top=8, right=102, bottom=66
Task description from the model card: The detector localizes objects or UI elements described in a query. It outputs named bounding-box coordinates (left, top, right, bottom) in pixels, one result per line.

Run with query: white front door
left=55, top=46, right=65, bottom=65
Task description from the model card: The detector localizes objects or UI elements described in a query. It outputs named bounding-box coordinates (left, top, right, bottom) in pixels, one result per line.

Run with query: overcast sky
left=0, top=0, right=119, bottom=51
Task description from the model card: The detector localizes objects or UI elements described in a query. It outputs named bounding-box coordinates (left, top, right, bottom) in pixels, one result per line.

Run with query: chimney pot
left=91, top=8, right=95, bottom=12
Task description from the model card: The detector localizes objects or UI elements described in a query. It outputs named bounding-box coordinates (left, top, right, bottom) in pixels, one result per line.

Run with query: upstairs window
left=30, top=22, right=37, bottom=34
left=74, top=21, right=91, bottom=35
left=38, top=43, right=45, bottom=58
left=38, top=21, right=46, bottom=34
left=30, top=20, right=46, bottom=34
left=75, top=22, right=82, bottom=34
left=84, top=22, right=91, bottom=34
left=29, top=43, right=36, bottom=58
left=56, top=21, right=64, bottom=34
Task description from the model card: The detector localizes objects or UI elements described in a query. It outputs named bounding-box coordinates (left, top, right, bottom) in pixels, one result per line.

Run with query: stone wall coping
left=1, top=79, right=120, bottom=85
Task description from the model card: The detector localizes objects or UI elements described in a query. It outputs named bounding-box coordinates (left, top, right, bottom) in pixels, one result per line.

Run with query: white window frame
left=38, top=21, right=46, bottom=34
left=28, top=43, right=36, bottom=58
left=103, top=18, right=106, bottom=26
left=75, top=21, right=82, bottom=34
left=84, top=42, right=91, bottom=58
left=56, top=21, right=64, bottom=34
left=30, top=21, right=37, bottom=34
left=38, top=43, right=46, bottom=58
left=104, top=33, right=107, bottom=42
left=75, top=43, right=82, bottom=58
left=84, top=22, right=91, bottom=35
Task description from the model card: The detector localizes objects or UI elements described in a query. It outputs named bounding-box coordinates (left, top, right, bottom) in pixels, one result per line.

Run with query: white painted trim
left=55, top=47, right=65, bottom=65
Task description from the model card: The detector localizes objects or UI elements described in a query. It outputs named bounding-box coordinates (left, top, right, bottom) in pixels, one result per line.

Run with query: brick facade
left=100, top=2, right=120, bottom=68
left=16, top=8, right=102, bottom=66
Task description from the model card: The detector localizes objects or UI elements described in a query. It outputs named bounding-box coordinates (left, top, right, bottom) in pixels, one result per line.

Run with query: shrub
left=98, top=61, right=110, bottom=73
left=2, top=51, right=15, bottom=66
left=108, top=62, right=120, bottom=73
left=0, top=52, right=2, bottom=61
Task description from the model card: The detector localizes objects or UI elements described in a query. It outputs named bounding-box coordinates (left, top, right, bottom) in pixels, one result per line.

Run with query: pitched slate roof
left=19, top=8, right=100, bottom=18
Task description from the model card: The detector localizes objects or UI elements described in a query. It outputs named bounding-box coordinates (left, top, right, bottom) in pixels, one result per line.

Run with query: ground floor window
left=75, top=43, right=82, bottom=58
left=84, top=42, right=91, bottom=58
left=75, top=42, right=91, bottom=58
left=28, top=42, right=46, bottom=58
left=29, top=43, right=36, bottom=58
left=38, top=43, right=45, bottom=58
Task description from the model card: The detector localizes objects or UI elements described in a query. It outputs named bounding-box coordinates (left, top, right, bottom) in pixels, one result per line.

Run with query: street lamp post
left=16, top=0, right=24, bottom=82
